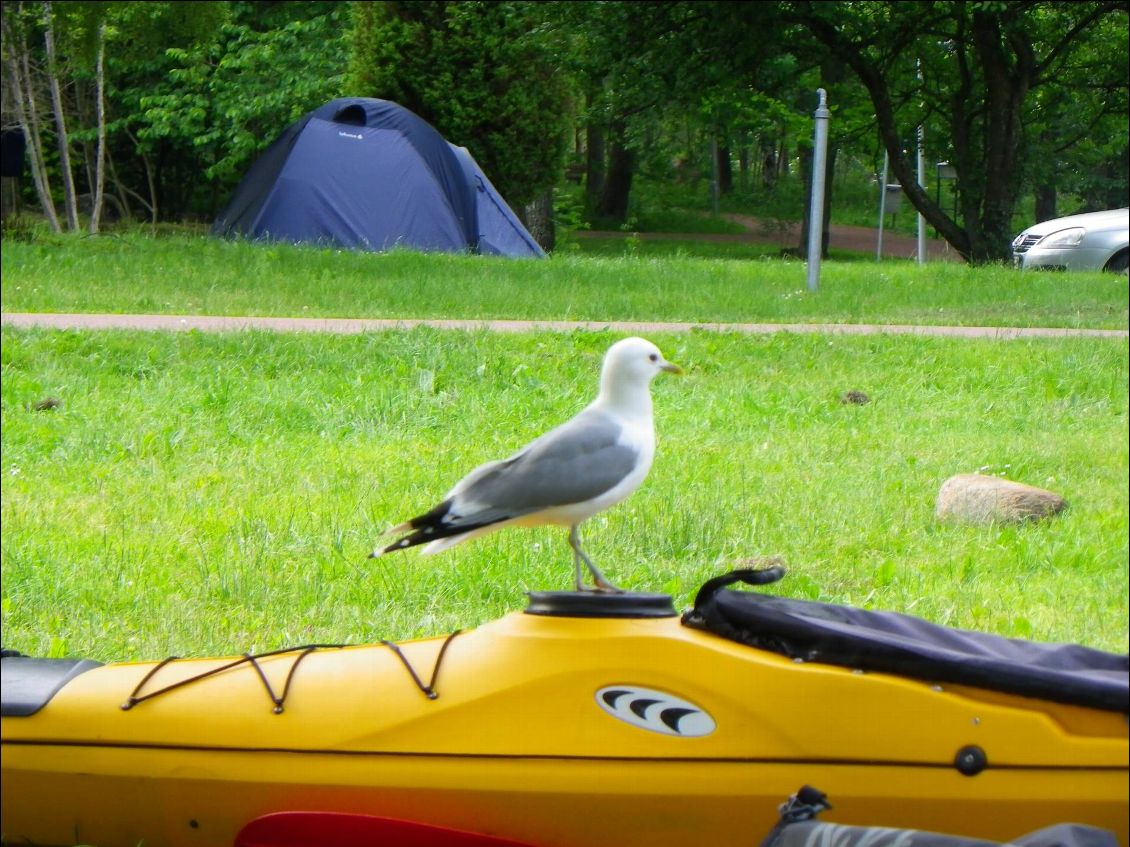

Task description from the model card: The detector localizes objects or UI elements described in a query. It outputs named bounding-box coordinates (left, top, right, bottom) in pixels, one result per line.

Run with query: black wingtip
left=372, top=535, right=418, bottom=557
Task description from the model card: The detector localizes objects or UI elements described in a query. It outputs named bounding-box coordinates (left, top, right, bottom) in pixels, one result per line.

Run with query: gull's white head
left=600, top=337, right=683, bottom=397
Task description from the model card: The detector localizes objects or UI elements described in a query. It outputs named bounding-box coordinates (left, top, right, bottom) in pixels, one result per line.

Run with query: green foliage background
left=346, top=1, right=571, bottom=207
left=4, top=0, right=1126, bottom=241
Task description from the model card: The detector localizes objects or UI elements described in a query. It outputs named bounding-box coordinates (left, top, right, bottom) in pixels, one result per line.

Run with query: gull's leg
left=571, top=534, right=586, bottom=592
left=568, top=525, right=623, bottom=593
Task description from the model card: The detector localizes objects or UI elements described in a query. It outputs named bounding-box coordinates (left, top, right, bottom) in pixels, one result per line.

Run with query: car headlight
left=1038, top=227, right=1086, bottom=248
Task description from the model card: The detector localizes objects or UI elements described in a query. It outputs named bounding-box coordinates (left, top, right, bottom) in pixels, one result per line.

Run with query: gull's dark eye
left=648, top=353, right=658, bottom=362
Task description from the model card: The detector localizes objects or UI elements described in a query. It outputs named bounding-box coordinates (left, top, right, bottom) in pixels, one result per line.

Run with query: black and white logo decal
left=595, top=686, right=716, bottom=737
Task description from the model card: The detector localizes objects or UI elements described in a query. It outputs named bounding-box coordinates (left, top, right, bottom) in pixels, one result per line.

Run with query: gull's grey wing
left=457, top=407, right=639, bottom=516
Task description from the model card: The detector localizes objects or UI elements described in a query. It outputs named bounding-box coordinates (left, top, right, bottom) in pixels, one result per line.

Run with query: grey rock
left=936, top=473, right=1067, bottom=525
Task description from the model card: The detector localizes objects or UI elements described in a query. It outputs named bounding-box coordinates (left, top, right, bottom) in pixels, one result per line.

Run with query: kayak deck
left=3, top=580, right=1127, bottom=847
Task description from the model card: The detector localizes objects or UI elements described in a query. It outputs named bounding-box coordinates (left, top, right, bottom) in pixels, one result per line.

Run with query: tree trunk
left=74, top=77, right=94, bottom=194
left=821, top=146, right=836, bottom=256
left=42, top=1, right=79, bottom=231
left=717, top=144, right=733, bottom=195
left=2, top=5, right=61, bottom=231
left=1033, top=183, right=1057, bottom=223
left=523, top=189, right=555, bottom=253
left=596, top=122, right=634, bottom=223
left=760, top=140, right=778, bottom=189
left=126, top=129, right=159, bottom=223
left=584, top=122, right=605, bottom=215
left=103, top=151, right=130, bottom=222
left=967, top=9, right=1031, bottom=262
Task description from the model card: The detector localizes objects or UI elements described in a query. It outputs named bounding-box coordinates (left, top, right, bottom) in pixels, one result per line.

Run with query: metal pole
left=916, top=60, right=926, bottom=264
left=806, top=89, right=830, bottom=293
left=877, top=148, right=889, bottom=261
left=916, top=122, right=926, bottom=264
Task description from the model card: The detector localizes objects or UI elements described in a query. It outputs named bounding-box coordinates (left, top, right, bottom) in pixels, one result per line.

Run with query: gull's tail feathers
left=368, top=497, right=510, bottom=559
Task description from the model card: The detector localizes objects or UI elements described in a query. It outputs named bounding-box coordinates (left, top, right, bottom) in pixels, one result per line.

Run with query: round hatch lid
left=524, top=591, right=677, bottom=618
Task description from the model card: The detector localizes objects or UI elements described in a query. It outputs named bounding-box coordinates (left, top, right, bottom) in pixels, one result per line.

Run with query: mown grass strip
left=2, top=232, right=1126, bottom=329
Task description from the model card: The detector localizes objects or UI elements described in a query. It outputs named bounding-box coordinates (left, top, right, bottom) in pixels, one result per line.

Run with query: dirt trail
left=578, top=212, right=962, bottom=262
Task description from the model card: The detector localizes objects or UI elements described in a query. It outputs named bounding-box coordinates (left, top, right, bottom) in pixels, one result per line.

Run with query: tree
left=137, top=1, right=346, bottom=219
left=3, top=1, right=62, bottom=230
left=1, top=0, right=229, bottom=229
left=544, top=0, right=763, bottom=223
left=546, top=0, right=848, bottom=240
left=1019, top=8, right=1129, bottom=218
left=347, top=1, right=570, bottom=213
left=785, top=1, right=1129, bottom=263
left=41, top=1, right=79, bottom=230
left=50, top=2, right=118, bottom=232
left=7, top=0, right=1123, bottom=239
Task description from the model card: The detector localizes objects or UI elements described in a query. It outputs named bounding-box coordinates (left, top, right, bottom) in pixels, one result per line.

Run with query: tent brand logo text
left=338, top=132, right=363, bottom=140
left=595, top=686, right=716, bottom=737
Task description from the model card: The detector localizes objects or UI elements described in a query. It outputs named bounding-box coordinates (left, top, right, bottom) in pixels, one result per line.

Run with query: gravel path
left=3, top=312, right=1126, bottom=339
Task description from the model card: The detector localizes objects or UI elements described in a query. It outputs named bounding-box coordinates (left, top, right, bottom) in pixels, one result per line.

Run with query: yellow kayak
left=2, top=570, right=1127, bottom=847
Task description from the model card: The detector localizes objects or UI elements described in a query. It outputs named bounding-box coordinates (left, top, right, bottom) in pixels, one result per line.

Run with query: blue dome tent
left=211, top=98, right=545, bottom=258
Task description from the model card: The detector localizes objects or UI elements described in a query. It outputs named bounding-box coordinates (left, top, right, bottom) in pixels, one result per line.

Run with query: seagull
left=370, top=337, right=683, bottom=592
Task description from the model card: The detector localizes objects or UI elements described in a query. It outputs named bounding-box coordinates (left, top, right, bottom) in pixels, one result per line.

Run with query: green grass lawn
left=3, top=327, right=1126, bottom=660
left=2, top=231, right=1127, bottom=329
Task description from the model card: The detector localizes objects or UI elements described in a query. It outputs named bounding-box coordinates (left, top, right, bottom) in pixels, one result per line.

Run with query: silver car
left=1011, top=208, right=1129, bottom=273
